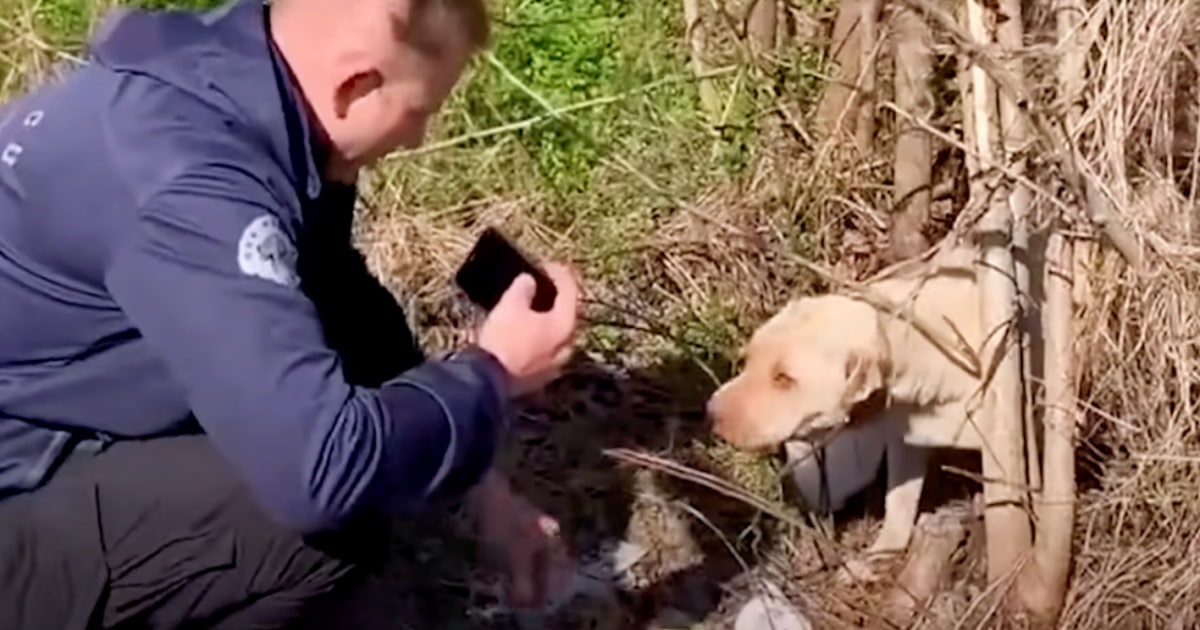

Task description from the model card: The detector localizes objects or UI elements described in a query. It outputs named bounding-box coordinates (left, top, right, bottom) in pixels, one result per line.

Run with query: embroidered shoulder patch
left=238, top=214, right=300, bottom=288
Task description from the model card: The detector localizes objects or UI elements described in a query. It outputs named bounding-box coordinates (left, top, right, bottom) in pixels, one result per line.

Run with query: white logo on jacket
left=238, top=214, right=300, bottom=288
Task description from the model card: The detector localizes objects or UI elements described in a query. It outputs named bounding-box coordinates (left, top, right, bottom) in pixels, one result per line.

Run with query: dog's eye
left=772, top=370, right=795, bottom=389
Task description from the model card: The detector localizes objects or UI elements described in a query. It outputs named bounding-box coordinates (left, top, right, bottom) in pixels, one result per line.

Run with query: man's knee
left=91, top=435, right=390, bottom=628
left=185, top=522, right=383, bottom=630
left=0, top=434, right=389, bottom=630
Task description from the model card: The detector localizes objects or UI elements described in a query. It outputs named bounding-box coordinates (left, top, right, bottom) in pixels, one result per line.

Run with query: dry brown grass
left=1060, top=0, right=1200, bottom=623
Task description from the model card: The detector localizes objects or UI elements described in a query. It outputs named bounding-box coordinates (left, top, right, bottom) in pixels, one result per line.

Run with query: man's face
left=368, top=36, right=472, bottom=159
left=335, top=29, right=473, bottom=171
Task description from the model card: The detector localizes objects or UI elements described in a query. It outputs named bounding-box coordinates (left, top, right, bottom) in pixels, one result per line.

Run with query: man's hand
left=477, top=262, right=580, bottom=397
left=465, top=470, right=575, bottom=610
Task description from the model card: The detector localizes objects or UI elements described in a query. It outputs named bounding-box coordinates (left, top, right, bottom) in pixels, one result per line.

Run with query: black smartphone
left=454, top=227, right=557, bottom=313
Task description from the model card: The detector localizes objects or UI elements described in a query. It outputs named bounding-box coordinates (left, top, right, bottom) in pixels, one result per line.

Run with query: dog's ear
left=843, top=350, right=886, bottom=404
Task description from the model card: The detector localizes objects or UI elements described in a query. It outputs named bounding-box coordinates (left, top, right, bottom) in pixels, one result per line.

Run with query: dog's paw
left=834, top=548, right=905, bottom=585
left=835, top=556, right=882, bottom=585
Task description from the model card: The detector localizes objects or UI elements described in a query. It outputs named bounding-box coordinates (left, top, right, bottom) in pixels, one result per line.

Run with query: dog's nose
left=705, top=397, right=732, bottom=440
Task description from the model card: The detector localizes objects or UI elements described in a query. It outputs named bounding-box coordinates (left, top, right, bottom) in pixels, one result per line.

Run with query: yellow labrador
left=707, top=244, right=1025, bottom=578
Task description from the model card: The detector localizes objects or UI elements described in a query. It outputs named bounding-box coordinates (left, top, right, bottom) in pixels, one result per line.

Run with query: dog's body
left=708, top=242, right=1040, bottom=575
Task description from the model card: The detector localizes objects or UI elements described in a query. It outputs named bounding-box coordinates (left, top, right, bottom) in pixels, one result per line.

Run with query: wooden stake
left=885, top=506, right=969, bottom=624
left=683, top=0, right=721, bottom=122
left=815, top=0, right=882, bottom=155
left=965, top=0, right=1033, bottom=605
left=889, top=0, right=934, bottom=262
left=1018, top=0, right=1087, bottom=624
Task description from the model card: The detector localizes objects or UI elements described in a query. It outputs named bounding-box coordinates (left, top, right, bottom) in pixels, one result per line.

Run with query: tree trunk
left=815, top=0, right=881, bottom=154
left=966, top=0, right=1033, bottom=607
left=1019, top=0, right=1087, bottom=624
left=993, top=0, right=1039, bottom=530
left=888, top=2, right=934, bottom=262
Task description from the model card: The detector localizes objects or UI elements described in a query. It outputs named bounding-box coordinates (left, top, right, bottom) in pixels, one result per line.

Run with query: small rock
left=733, top=586, right=812, bottom=630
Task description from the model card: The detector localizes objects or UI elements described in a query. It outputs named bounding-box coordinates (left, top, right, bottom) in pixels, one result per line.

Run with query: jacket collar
left=89, top=0, right=330, bottom=202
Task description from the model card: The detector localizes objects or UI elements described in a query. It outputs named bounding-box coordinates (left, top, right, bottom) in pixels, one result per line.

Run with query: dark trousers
left=0, top=434, right=390, bottom=629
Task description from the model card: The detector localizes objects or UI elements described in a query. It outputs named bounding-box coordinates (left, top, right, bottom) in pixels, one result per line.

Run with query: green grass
left=380, top=0, right=747, bottom=221
left=20, top=0, right=225, bottom=49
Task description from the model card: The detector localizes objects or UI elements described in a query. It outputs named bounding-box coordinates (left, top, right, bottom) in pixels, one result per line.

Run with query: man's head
left=706, top=295, right=891, bottom=451
left=270, top=0, right=489, bottom=181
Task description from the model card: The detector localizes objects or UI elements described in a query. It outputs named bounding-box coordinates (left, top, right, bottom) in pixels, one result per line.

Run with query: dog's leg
left=784, top=418, right=891, bottom=514
left=838, top=438, right=930, bottom=583
left=871, top=441, right=930, bottom=553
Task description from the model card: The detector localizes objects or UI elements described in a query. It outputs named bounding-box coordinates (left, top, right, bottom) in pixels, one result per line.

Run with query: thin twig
left=601, top=447, right=808, bottom=529
left=394, top=65, right=737, bottom=159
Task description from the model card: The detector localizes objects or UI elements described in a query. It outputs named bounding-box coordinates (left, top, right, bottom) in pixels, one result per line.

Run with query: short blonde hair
left=395, top=0, right=491, bottom=55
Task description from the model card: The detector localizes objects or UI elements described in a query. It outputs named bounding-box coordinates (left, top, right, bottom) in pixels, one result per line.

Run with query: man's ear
left=843, top=350, right=886, bottom=405
left=332, top=68, right=384, bottom=119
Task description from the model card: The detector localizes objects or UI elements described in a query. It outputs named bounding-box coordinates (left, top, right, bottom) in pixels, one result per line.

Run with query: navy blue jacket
left=0, top=0, right=509, bottom=533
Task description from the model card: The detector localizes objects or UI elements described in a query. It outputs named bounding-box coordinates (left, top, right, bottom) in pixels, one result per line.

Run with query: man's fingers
left=541, top=262, right=580, bottom=351
left=553, top=343, right=574, bottom=366
left=537, top=514, right=561, bottom=538
left=508, top=547, right=538, bottom=609
left=542, top=262, right=580, bottom=314
left=499, top=273, right=537, bottom=310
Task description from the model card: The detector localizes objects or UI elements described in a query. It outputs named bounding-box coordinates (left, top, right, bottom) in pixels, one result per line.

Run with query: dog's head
left=707, top=295, right=890, bottom=451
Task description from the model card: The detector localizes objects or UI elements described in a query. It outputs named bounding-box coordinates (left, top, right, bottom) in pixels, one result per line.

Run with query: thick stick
left=683, top=0, right=721, bottom=121
left=746, top=0, right=777, bottom=61
left=854, top=0, right=883, bottom=155
left=815, top=0, right=881, bottom=154
left=885, top=507, right=969, bottom=623
left=1023, top=227, right=1078, bottom=626
left=1018, top=0, right=1087, bottom=624
left=965, top=0, right=1033, bottom=604
left=889, top=1, right=934, bottom=262
left=993, top=0, right=1040, bottom=547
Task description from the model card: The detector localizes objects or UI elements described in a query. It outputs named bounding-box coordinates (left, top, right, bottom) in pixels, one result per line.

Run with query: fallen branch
left=885, top=507, right=969, bottom=623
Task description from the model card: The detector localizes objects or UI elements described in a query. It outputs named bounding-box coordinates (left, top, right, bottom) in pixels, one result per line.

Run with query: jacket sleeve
left=104, top=163, right=509, bottom=535
left=300, top=184, right=425, bottom=388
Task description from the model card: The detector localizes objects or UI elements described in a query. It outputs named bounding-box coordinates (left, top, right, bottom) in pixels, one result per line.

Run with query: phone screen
left=454, top=228, right=557, bottom=313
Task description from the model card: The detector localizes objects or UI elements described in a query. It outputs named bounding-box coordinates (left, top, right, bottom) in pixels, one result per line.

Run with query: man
left=0, top=0, right=581, bottom=627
